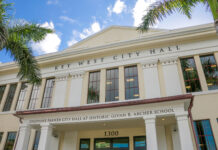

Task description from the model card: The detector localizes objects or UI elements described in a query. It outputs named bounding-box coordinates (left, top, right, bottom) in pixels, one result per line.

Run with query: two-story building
left=0, top=23, right=217, bottom=150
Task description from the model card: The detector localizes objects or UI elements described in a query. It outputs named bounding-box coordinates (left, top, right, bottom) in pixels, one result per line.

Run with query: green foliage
left=0, top=0, right=53, bottom=85
left=137, top=0, right=218, bottom=32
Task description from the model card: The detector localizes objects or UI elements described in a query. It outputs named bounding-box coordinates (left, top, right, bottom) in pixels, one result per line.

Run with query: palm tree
left=0, top=0, right=53, bottom=84
left=137, top=0, right=218, bottom=34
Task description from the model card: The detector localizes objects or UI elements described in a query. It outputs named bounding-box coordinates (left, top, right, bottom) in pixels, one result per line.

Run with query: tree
left=137, top=0, right=218, bottom=34
left=0, top=0, right=53, bottom=84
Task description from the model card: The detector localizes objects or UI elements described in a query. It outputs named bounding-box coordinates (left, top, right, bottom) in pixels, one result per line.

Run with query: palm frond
left=8, top=23, right=53, bottom=43
left=137, top=0, right=201, bottom=32
left=5, top=34, right=41, bottom=84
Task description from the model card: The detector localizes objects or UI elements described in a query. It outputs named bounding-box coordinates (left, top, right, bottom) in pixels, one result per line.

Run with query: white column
left=160, top=57, right=182, bottom=96
left=143, top=116, right=158, bottom=150
left=141, top=59, right=161, bottom=98
left=52, top=73, right=70, bottom=108
left=15, top=124, right=31, bottom=150
left=68, top=72, right=84, bottom=107
left=176, top=113, right=194, bottom=150
left=38, top=123, right=53, bottom=150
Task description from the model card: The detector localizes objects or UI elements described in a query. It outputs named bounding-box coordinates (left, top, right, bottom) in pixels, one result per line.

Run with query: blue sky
left=0, top=0, right=214, bottom=63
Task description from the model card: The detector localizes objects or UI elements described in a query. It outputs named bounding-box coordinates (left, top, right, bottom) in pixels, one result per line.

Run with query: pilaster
left=194, top=55, right=208, bottom=91
left=119, top=66, right=125, bottom=101
left=141, top=59, right=161, bottom=98
left=0, top=132, right=7, bottom=150
left=81, top=72, right=89, bottom=105
left=137, top=63, right=145, bottom=99
left=99, top=69, right=106, bottom=103
left=11, top=82, right=22, bottom=111
left=177, top=59, right=186, bottom=94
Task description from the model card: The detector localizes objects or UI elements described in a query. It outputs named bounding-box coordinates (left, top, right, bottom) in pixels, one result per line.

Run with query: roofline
left=0, top=23, right=216, bottom=71
left=15, top=94, right=193, bottom=116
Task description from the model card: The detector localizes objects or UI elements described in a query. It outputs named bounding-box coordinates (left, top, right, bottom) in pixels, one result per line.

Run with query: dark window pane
left=87, top=72, right=100, bottom=104
left=80, top=139, right=90, bottom=150
left=0, top=132, right=3, bottom=143
left=194, top=120, right=216, bottom=150
left=3, top=84, right=17, bottom=111
left=95, top=139, right=111, bottom=149
left=0, top=85, right=6, bottom=104
left=41, top=79, right=55, bottom=108
left=112, top=138, right=129, bottom=149
left=4, top=132, right=16, bottom=150
left=95, top=138, right=129, bottom=150
left=16, top=83, right=28, bottom=110
left=106, top=68, right=119, bottom=102
left=28, top=84, right=40, bottom=110
left=134, top=136, right=146, bottom=150
left=125, top=66, right=139, bottom=100
left=32, top=131, right=40, bottom=150
left=200, top=55, right=218, bottom=90
left=180, top=58, right=201, bottom=93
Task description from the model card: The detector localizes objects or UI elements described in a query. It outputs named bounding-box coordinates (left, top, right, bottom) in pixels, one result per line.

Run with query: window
left=32, top=131, right=40, bottom=150
left=4, top=132, right=16, bottom=150
left=80, top=139, right=90, bottom=150
left=124, top=66, right=139, bottom=100
left=200, top=55, right=218, bottom=90
left=194, top=120, right=216, bottom=150
left=134, top=136, right=146, bottom=150
left=16, top=83, right=28, bottom=110
left=0, top=85, right=6, bottom=104
left=180, top=58, right=201, bottom=93
left=28, top=84, right=40, bottom=110
left=3, top=84, right=17, bottom=111
left=87, top=71, right=100, bottom=104
left=41, top=78, right=55, bottom=108
left=0, top=132, right=3, bottom=143
left=106, top=68, right=119, bottom=102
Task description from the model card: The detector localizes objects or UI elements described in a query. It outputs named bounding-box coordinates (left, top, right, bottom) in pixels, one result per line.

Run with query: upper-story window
left=106, top=68, right=119, bottom=102
left=16, top=83, right=28, bottom=110
left=124, top=65, right=139, bottom=100
left=0, top=85, right=6, bottom=104
left=41, top=79, right=55, bottom=108
left=28, top=84, right=40, bottom=110
left=87, top=71, right=100, bottom=104
left=194, top=120, right=216, bottom=150
left=3, top=84, right=17, bottom=112
left=200, top=55, right=218, bottom=90
left=180, top=57, right=201, bottom=93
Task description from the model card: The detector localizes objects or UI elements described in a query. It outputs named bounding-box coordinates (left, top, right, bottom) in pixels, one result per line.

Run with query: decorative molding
left=70, top=71, right=85, bottom=79
left=141, top=59, right=158, bottom=69
left=55, top=73, right=70, bottom=82
left=159, top=57, right=178, bottom=66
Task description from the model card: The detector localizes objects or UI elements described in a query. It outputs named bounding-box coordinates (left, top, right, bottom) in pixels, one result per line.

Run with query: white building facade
left=0, top=23, right=218, bottom=150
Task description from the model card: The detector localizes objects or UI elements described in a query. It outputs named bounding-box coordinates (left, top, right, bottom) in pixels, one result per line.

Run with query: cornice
left=159, top=56, right=178, bottom=66
left=0, top=23, right=216, bottom=72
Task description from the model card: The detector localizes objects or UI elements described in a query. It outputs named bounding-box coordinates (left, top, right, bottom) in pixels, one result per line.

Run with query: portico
left=14, top=94, right=195, bottom=150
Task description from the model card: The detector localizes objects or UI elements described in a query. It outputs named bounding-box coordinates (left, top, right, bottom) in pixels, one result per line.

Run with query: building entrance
left=94, top=137, right=129, bottom=150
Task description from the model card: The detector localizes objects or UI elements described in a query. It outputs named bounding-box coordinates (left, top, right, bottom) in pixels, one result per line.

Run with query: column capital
left=70, top=71, right=85, bottom=79
left=141, top=59, right=158, bottom=69
left=159, top=56, right=178, bottom=66
left=40, top=123, right=52, bottom=128
left=175, top=112, right=189, bottom=121
left=55, top=73, right=70, bottom=82
left=143, top=115, right=156, bottom=124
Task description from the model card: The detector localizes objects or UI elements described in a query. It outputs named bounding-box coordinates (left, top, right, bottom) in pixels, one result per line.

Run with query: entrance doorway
left=94, top=137, right=129, bottom=150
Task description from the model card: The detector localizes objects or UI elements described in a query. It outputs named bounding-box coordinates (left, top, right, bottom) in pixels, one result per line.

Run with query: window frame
left=79, top=138, right=90, bottom=150
left=3, top=132, right=17, bottom=150
left=16, top=82, right=28, bottom=111
left=3, top=83, right=17, bottom=112
left=0, top=85, right=6, bottom=104
left=133, top=136, right=146, bottom=150
left=0, top=132, right=3, bottom=143
left=28, top=84, right=40, bottom=110
left=32, top=130, right=41, bottom=150
left=41, top=78, right=55, bottom=108
left=124, top=65, right=140, bottom=100
left=199, top=54, right=218, bottom=90
left=105, top=68, right=119, bottom=102
left=180, top=57, right=202, bottom=93
left=193, top=119, right=217, bottom=150
left=87, top=71, right=100, bottom=104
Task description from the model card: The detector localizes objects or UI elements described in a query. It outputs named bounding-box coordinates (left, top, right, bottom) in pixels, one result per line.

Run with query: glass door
left=94, top=137, right=129, bottom=150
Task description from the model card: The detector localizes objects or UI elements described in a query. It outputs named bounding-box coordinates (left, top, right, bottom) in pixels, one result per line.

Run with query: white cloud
left=31, top=21, right=61, bottom=55
left=59, top=16, right=76, bottom=24
left=107, top=0, right=126, bottom=16
left=133, top=0, right=158, bottom=26
left=79, top=21, right=101, bottom=39
left=47, top=0, right=58, bottom=5
left=67, top=39, right=78, bottom=47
